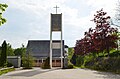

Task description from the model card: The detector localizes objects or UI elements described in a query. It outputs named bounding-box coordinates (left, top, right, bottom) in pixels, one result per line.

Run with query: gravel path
left=0, top=68, right=120, bottom=79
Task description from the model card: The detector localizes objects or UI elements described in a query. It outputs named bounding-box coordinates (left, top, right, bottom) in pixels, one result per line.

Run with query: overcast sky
left=0, top=0, right=118, bottom=48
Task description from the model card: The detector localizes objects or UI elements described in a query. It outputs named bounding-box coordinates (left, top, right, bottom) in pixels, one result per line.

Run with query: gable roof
left=26, top=40, right=64, bottom=58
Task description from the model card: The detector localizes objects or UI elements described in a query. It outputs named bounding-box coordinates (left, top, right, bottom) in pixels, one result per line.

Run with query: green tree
left=7, top=43, right=14, bottom=56
left=0, top=40, right=7, bottom=67
left=22, top=52, right=34, bottom=69
left=14, top=44, right=26, bottom=57
left=68, top=48, right=74, bottom=59
left=0, top=3, right=8, bottom=26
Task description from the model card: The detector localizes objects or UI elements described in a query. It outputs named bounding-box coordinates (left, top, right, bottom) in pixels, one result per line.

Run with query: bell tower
left=50, top=5, right=63, bottom=68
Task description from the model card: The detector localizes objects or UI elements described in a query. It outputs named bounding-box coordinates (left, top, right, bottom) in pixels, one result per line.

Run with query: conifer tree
left=0, top=40, right=7, bottom=67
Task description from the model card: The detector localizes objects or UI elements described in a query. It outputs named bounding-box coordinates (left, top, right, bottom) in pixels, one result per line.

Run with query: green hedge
left=0, top=67, right=15, bottom=75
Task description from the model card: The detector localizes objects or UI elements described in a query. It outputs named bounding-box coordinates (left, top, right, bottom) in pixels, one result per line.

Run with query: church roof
left=26, top=40, right=64, bottom=59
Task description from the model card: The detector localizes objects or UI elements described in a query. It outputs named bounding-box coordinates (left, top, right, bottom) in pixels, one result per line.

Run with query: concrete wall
left=7, top=56, right=21, bottom=68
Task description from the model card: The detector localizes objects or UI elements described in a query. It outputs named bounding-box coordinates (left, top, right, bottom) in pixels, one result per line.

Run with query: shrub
left=109, top=50, right=120, bottom=57
left=63, top=64, right=74, bottom=69
left=75, top=55, right=84, bottom=67
left=22, top=53, right=34, bottom=69
left=84, top=57, right=120, bottom=74
left=70, top=53, right=76, bottom=65
left=67, top=63, right=74, bottom=69
left=94, top=58, right=111, bottom=70
left=109, top=57, right=120, bottom=73
left=41, top=57, right=50, bottom=69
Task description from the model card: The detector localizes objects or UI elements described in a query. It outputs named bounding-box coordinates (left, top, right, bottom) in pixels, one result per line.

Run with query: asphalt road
left=0, top=67, right=120, bottom=79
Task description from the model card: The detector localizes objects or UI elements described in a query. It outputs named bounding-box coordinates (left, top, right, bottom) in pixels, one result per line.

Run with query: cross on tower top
left=53, top=5, right=59, bottom=14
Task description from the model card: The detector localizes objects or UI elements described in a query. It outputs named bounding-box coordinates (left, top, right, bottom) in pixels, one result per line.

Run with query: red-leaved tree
left=75, top=9, right=119, bottom=56
left=92, top=9, right=118, bottom=56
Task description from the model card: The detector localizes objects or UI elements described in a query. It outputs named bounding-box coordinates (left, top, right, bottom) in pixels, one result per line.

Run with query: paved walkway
left=0, top=67, right=120, bottom=79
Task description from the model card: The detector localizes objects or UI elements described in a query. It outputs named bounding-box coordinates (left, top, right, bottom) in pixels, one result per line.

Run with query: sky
left=0, top=0, right=118, bottom=48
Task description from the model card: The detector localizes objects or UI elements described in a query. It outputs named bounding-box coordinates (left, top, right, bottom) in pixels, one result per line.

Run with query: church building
left=26, top=40, right=68, bottom=67
left=26, top=6, right=68, bottom=68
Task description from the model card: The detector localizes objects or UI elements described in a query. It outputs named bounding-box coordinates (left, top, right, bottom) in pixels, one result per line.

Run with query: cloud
left=87, top=0, right=117, bottom=16
left=0, top=0, right=118, bottom=48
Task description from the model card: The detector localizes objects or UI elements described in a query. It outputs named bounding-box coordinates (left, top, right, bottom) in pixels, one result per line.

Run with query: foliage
left=68, top=48, right=74, bottom=59
left=22, top=53, right=34, bottom=69
left=92, top=9, right=119, bottom=56
left=41, top=57, right=50, bottom=69
left=75, top=9, right=119, bottom=57
left=0, top=43, right=15, bottom=56
left=73, top=49, right=120, bottom=74
left=66, top=63, right=74, bottom=69
left=67, top=47, right=75, bottom=68
left=0, top=40, right=7, bottom=67
left=0, top=3, right=8, bottom=26
left=75, top=55, right=84, bottom=67
left=108, top=50, right=120, bottom=57
left=70, top=53, right=77, bottom=65
left=0, top=67, right=15, bottom=75
left=14, top=44, right=26, bottom=66
left=14, top=44, right=26, bottom=57
left=85, top=57, right=120, bottom=74
left=67, top=64, right=74, bottom=69
left=63, top=61, right=74, bottom=69
left=99, top=50, right=120, bottom=57
left=7, top=43, right=14, bottom=56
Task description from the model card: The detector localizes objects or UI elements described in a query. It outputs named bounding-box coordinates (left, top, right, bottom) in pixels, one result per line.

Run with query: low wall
left=7, top=56, right=21, bottom=68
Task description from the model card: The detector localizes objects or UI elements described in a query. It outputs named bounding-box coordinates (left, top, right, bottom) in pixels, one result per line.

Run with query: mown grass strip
left=0, top=67, right=15, bottom=75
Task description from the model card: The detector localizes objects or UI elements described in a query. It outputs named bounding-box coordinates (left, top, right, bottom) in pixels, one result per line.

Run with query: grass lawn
left=0, top=67, right=15, bottom=75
